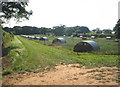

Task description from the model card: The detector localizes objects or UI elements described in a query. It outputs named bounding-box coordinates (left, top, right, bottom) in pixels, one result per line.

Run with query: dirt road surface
left=3, top=64, right=119, bottom=85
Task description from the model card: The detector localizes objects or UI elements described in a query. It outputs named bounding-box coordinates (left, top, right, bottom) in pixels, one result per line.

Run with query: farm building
left=106, top=36, right=111, bottom=40
left=52, top=38, right=66, bottom=43
left=29, top=36, right=36, bottom=39
left=73, top=40, right=100, bottom=52
left=91, top=36, right=95, bottom=39
left=80, top=36, right=83, bottom=38
left=25, top=36, right=29, bottom=38
left=39, top=37, right=48, bottom=41
left=114, top=39, right=119, bottom=42
left=35, top=37, right=40, bottom=40
left=82, top=37, right=87, bottom=40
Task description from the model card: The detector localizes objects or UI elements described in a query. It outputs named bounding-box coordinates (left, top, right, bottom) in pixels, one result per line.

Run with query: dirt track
left=3, top=64, right=119, bottom=85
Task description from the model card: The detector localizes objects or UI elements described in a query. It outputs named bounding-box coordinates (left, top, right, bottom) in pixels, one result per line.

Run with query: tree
left=75, top=26, right=90, bottom=33
left=0, top=1, right=32, bottom=22
left=64, top=27, right=75, bottom=36
left=113, top=19, right=120, bottom=38
left=0, top=1, right=32, bottom=57
left=53, top=25, right=66, bottom=36
left=92, top=28, right=102, bottom=34
left=102, top=29, right=112, bottom=34
left=0, top=1, right=32, bottom=43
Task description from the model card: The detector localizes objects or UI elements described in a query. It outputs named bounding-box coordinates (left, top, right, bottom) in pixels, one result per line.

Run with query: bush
left=2, top=69, right=13, bottom=76
left=2, top=30, right=14, bottom=47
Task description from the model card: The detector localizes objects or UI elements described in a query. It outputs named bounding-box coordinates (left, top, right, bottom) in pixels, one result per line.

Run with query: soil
left=3, top=64, right=119, bottom=85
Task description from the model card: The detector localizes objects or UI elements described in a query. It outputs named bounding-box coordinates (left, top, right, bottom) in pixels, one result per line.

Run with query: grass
left=3, top=35, right=119, bottom=75
left=3, top=36, right=77, bottom=74
left=76, top=53, right=119, bottom=67
left=30, top=35, right=119, bottom=55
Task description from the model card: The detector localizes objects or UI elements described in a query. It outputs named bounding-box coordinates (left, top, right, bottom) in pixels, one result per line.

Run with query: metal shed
left=29, top=36, right=36, bottom=39
left=52, top=38, right=66, bottom=43
left=39, top=37, right=48, bottom=41
left=91, top=36, right=95, bottom=39
left=106, top=37, right=111, bottom=40
left=82, top=37, right=87, bottom=40
left=35, top=37, right=40, bottom=40
left=73, top=40, right=100, bottom=52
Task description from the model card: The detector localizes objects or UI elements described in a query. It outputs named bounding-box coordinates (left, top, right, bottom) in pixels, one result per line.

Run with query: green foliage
left=113, top=19, right=120, bottom=39
left=92, top=28, right=102, bottom=33
left=3, top=27, right=14, bottom=37
left=53, top=25, right=66, bottom=36
left=2, top=69, right=13, bottom=76
left=103, top=29, right=112, bottom=34
left=1, top=2, right=32, bottom=20
left=6, top=25, right=91, bottom=36
left=64, top=26, right=90, bottom=36
left=12, top=26, right=51, bottom=35
left=2, top=30, right=13, bottom=47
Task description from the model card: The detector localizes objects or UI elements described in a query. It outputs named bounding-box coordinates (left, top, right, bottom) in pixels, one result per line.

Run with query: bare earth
left=3, top=64, right=119, bottom=85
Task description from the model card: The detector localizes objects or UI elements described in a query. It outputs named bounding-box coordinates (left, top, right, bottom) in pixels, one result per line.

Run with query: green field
left=3, top=35, right=119, bottom=75
left=30, top=35, right=119, bottom=55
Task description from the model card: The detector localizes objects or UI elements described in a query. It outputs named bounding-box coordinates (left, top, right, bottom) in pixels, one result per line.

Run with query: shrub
left=2, top=30, right=14, bottom=47
left=2, top=69, right=13, bottom=76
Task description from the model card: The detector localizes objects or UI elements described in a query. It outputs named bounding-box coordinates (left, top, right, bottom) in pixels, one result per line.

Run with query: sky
left=3, top=0, right=120, bottom=30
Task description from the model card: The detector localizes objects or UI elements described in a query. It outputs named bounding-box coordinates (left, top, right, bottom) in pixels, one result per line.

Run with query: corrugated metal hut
left=91, top=36, right=95, bottom=39
left=80, top=36, right=83, bottom=38
left=30, top=36, right=36, bottom=39
left=39, top=37, right=48, bottom=41
left=28, top=36, right=35, bottom=39
left=52, top=38, right=66, bottom=43
left=82, top=37, right=87, bottom=40
left=35, top=37, right=40, bottom=40
left=25, top=36, right=29, bottom=38
left=73, top=40, right=100, bottom=52
left=106, top=36, right=111, bottom=40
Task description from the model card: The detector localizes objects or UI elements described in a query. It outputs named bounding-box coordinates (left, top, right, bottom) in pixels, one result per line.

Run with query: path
left=3, top=64, right=119, bottom=85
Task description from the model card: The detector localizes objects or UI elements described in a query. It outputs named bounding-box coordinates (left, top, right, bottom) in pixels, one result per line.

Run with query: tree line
left=3, top=25, right=91, bottom=36
left=3, top=25, right=116, bottom=37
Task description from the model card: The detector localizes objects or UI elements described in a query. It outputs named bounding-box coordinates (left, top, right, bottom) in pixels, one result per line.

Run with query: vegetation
left=3, top=35, right=119, bottom=75
left=8, top=25, right=90, bottom=36
left=29, top=35, right=119, bottom=55
left=1, top=2, right=119, bottom=82
left=3, top=25, right=115, bottom=38
left=3, top=36, right=75, bottom=74
left=113, top=19, right=120, bottom=39
left=0, top=2, right=32, bottom=20
left=2, top=30, right=13, bottom=47
left=1, top=1, right=32, bottom=56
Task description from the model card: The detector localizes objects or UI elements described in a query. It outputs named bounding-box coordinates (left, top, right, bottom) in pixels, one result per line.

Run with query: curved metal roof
left=36, top=37, right=40, bottom=39
left=53, top=38, right=66, bottom=43
left=83, top=40, right=100, bottom=50
left=57, top=38, right=66, bottom=43
left=73, top=40, right=100, bottom=52
left=40, top=37, right=48, bottom=40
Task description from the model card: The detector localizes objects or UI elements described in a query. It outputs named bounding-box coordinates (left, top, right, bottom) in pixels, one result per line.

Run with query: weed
left=2, top=69, right=13, bottom=76
left=18, top=71, right=26, bottom=74
left=87, top=69, right=100, bottom=73
left=95, top=74, right=106, bottom=77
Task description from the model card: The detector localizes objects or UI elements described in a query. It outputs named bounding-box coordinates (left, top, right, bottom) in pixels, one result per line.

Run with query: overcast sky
left=3, top=0, right=120, bottom=30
